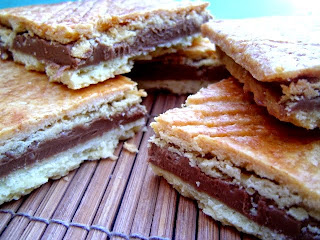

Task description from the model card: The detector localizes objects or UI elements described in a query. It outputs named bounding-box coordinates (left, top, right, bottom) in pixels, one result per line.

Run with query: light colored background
left=0, top=0, right=319, bottom=18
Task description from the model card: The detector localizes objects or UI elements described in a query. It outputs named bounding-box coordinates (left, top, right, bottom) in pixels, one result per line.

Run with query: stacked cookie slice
left=0, top=0, right=211, bottom=89
left=149, top=17, right=320, bottom=239
left=203, top=17, right=320, bottom=130
left=0, top=0, right=212, bottom=205
left=0, top=61, right=146, bottom=205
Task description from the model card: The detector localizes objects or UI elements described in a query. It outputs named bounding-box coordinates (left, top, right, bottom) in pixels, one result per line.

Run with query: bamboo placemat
left=0, top=93, right=258, bottom=240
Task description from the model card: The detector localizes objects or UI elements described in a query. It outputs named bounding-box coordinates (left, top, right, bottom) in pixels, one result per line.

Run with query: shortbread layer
left=0, top=0, right=211, bottom=89
left=149, top=77, right=320, bottom=240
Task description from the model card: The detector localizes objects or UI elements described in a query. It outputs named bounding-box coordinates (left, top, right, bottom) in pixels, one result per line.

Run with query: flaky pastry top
left=202, top=17, right=320, bottom=82
left=0, top=0, right=208, bottom=44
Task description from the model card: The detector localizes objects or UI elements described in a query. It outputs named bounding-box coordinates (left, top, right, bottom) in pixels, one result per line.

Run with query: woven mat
left=0, top=93, right=258, bottom=240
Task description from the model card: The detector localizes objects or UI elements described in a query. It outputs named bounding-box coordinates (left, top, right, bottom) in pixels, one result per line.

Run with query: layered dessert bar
left=0, top=0, right=211, bottom=89
left=126, top=37, right=229, bottom=94
left=149, top=77, right=320, bottom=240
left=202, top=17, right=320, bottom=129
left=0, top=60, right=146, bottom=205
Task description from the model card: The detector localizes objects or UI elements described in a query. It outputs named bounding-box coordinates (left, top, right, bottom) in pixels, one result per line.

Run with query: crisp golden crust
left=151, top=78, right=320, bottom=210
left=202, top=17, right=320, bottom=82
left=0, top=60, right=146, bottom=142
left=0, top=0, right=209, bottom=44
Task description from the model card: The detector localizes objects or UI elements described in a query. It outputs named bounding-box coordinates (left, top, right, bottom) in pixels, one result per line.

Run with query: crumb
left=275, top=66, right=284, bottom=73
left=123, top=142, right=139, bottom=153
left=142, top=126, right=148, bottom=132
left=196, top=181, right=200, bottom=187
left=0, top=53, right=8, bottom=60
left=109, top=154, right=118, bottom=161
left=63, top=176, right=69, bottom=182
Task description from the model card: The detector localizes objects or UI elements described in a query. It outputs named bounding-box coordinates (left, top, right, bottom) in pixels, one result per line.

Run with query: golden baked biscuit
left=202, top=17, right=320, bottom=129
left=149, top=77, right=320, bottom=240
left=0, top=0, right=211, bottom=89
left=126, top=37, right=230, bottom=94
left=0, top=60, right=146, bottom=205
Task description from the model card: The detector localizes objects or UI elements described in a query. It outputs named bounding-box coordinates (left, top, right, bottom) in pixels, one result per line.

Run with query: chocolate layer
left=148, top=143, right=320, bottom=240
left=0, top=106, right=145, bottom=178
left=126, top=60, right=230, bottom=81
left=287, top=97, right=320, bottom=112
left=10, top=17, right=208, bottom=69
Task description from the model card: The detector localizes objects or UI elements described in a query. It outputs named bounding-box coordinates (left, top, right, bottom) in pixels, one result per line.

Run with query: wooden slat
left=142, top=91, right=157, bottom=113
left=220, top=225, right=242, bottom=240
left=197, top=210, right=220, bottom=240
left=40, top=160, right=98, bottom=239
left=20, top=170, right=78, bottom=240
left=87, top=131, right=144, bottom=240
left=0, top=199, right=24, bottom=233
left=0, top=182, right=53, bottom=239
left=174, top=196, right=198, bottom=240
left=111, top=125, right=154, bottom=239
left=129, top=165, right=160, bottom=238
left=243, top=233, right=260, bottom=240
left=61, top=147, right=122, bottom=240
left=119, top=93, right=179, bottom=239
left=149, top=178, right=177, bottom=239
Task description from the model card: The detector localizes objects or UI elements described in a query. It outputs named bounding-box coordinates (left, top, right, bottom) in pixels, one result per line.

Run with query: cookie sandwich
left=0, top=0, right=211, bottom=89
left=202, top=17, right=320, bottom=129
left=0, top=60, right=146, bottom=205
left=149, top=77, right=320, bottom=240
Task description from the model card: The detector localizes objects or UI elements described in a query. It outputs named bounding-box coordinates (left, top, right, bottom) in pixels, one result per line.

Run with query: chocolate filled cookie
left=0, top=60, right=146, bottom=205
left=149, top=77, right=320, bottom=240
left=0, top=0, right=211, bottom=89
left=202, top=17, right=320, bottom=129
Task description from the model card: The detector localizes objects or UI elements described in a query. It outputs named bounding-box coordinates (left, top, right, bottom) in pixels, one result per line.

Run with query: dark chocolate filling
left=126, top=60, right=230, bottom=81
left=10, top=17, right=209, bottom=69
left=148, top=143, right=320, bottom=240
left=0, top=106, right=145, bottom=178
